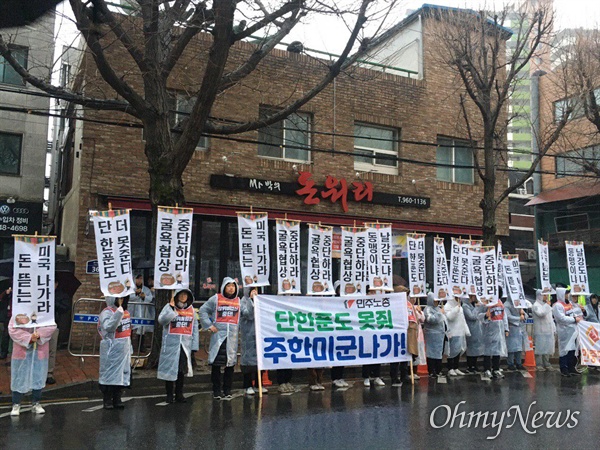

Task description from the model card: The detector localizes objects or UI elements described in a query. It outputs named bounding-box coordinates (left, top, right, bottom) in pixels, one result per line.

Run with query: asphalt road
left=2, top=369, right=600, bottom=449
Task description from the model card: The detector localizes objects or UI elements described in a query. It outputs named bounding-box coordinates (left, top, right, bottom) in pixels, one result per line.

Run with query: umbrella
left=55, top=270, right=81, bottom=298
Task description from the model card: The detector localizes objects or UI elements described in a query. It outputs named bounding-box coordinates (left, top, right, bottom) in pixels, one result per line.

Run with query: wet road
left=2, top=370, right=600, bottom=449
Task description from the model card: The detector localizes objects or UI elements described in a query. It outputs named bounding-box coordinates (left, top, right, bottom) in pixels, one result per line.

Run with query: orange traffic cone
left=261, top=370, right=273, bottom=386
left=523, top=336, right=536, bottom=369
left=417, top=362, right=429, bottom=376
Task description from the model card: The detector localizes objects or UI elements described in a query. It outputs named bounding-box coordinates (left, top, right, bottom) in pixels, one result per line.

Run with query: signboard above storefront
left=0, top=200, right=44, bottom=238
left=210, top=173, right=430, bottom=212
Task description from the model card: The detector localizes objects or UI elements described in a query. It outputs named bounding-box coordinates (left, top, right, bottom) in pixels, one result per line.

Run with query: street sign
left=86, top=260, right=99, bottom=274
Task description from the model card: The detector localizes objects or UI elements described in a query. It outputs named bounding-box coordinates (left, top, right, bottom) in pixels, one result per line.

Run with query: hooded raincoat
left=505, top=298, right=527, bottom=353
left=200, top=277, right=241, bottom=367
left=423, top=293, right=447, bottom=359
left=478, top=301, right=509, bottom=357
left=157, top=289, right=199, bottom=381
left=131, top=284, right=154, bottom=335
left=583, top=297, right=599, bottom=323
left=532, top=290, right=556, bottom=355
left=240, top=287, right=257, bottom=367
left=98, top=297, right=132, bottom=386
left=552, top=288, right=578, bottom=357
left=9, top=318, right=56, bottom=393
left=445, top=296, right=471, bottom=358
left=462, top=299, right=485, bottom=357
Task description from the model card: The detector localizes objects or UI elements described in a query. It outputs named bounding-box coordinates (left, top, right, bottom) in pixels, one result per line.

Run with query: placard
left=537, top=239, right=554, bottom=294
left=502, top=254, right=526, bottom=308
left=307, top=224, right=335, bottom=296
left=365, top=223, right=393, bottom=292
left=433, top=237, right=451, bottom=300
left=276, top=219, right=301, bottom=295
left=154, top=206, right=193, bottom=289
left=407, top=233, right=426, bottom=297
left=340, top=227, right=368, bottom=296
left=237, top=212, right=270, bottom=287
left=565, top=241, right=590, bottom=296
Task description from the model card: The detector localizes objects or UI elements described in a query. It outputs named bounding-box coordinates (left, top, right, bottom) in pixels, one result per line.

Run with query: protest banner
left=12, top=235, right=56, bottom=328
left=565, top=241, right=590, bottom=296
left=502, top=254, right=526, bottom=308
left=276, top=219, right=301, bottom=295
left=497, top=241, right=507, bottom=298
left=237, top=212, right=270, bottom=287
left=90, top=209, right=135, bottom=298
left=537, top=239, right=555, bottom=294
left=255, top=293, right=410, bottom=370
left=433, top=237, right=450, bottom=300
left=154, top=206, right=193, bottom=289
left=578, top=321, right=600, bottom=366
left=467, top=240, right=482, bottom=297
left=307, top=224, right=335, bottom=295
left=449, top=238, right=464, bottom=297
left=340, top=227, right=368, bottom=296
left=365, top=223, right=393, bottom=292
left=473, top=246, right=498, bottom=305
left=407, top=234, right=427, bottom=297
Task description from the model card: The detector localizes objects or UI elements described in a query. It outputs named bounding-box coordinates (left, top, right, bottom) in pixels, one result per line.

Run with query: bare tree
left=427, top=2, right=569, bottom=245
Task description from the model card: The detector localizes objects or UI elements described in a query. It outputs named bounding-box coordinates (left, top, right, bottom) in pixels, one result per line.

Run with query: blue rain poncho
left=239, top=287, right=257, bottom=367
left=98, top=296, right=132, bottom=386
left=478, top=302, right=508, bottom=357
left=200, top=277, right=241, bottom=367
left=505, top=298, right=526, bottom=353
left=532, top=290, right=556, bottom=355
left=445, top=296, right=470, bottom=358
left=552, top=288, right=578, bottom=357
left=157, top=289, right=199, bottom=381
left=423, top=293, right=447, bottom=359
left=462, top=298, right=485, bottom=357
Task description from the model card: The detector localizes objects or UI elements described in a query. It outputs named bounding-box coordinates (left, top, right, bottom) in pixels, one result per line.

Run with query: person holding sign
left=552, top=287, right=582, bottom=377
left=240, top=287, right=267, bottom=396
left=157, top=289, right=199, bottom=403
left=478, top=295, right=508, bottom=379
left=423, top=292, right=447, bottom=378
left=505, top=297, right=527, bottom=371
left=98, top=296, right=132, bottom=410
left=8, top=314, right=56, bottom=416
left=463, top=294, right=485, bottom=373
left=131, top=274, right=154, bottom=351
left=445, top=295, right=470, bottom=376
left=532, top=290, right=556, bottom=371
left=200, top=277, right=240, bottom=400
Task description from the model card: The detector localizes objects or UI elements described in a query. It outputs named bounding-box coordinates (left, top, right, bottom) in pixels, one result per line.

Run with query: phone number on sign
left=397, top=196, right=428, bottom=206
left=0, top=225, right=28, bottom=232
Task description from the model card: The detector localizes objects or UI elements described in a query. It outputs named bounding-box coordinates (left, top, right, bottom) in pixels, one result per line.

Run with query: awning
left=525, top=181, right=600, bottom=206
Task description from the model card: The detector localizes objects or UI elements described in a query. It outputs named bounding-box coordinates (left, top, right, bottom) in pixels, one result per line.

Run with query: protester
left=362, top=286, right=385, bottom=387
left=479, top=296, right=508, bottom=379
left=445, top=294, right=470, bottom=376
left=463, top=294, right=484, bottom=373
left=532, top=290, right=556, bottom=371
left=423, top=292, right=447, bottom=378
left=157, top=289, right=199, bottom=403
left=131, top=274, right=154, bottom=351
left=0, top=285, right=12, bottom=360
left=98, top=296, right=132, bottom=410
left=583, top=293, right=599, bottom=323
left=240, top=287, right=267, bottom=395
left=47, top=281, right=71, bottom=385
left=553, top=287, right=582, bottom=377
left=505, top=297, right=527, bottom=371
left=200, top=277, right=240, bottom=400
left=330, top=280, right=348, bottom=388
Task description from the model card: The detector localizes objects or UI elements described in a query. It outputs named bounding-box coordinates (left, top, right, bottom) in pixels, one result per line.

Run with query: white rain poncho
left=552, top=288, right=578, bottom=357
left=98, top=297, right=132, bottom=386
left=505, top=298, right=526, bottom=353
left=423, top=293, right=447, bottom=359
left=9, top=318, right=56, bottom=393
left=445, top=296, right=470, bottom=358
left=131, top=284, right=154, bottom=335
left=478, top=301, right=508, bottom=357
left=157, top=289, right=199, bottom=381
left=532, top=290, right=556, bottom=355
left=462, top=298, right=485, bottom=357
left=199, top=277, right=241, bottom=367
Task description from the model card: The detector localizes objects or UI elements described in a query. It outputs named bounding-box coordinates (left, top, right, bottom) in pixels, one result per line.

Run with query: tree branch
left=233, top=0, right=302, bottom=41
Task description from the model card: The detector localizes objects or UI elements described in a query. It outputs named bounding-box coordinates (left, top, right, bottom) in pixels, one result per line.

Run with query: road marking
left=520, top=371, right=533, bottom=378
left=156, top=392, right=199, bottom=406
left=437, top=376, right=447, bottom=384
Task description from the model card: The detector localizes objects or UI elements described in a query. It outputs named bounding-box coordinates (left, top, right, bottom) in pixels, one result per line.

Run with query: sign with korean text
left=340, top=227, right=368, bottom=296
left=12, top=236, right=56, bottom=328
left=255, top=293, right=410, bottom=370
left=472, top=246, right=498, bottom=305
left=578, top=321, right=600, bottom=366
left=502, top=254, right=526, bottom=308
left=537, top=239, right=554, bottom=294
left=433, top=237, right=450, bottom=300
left=407, top=233, right=426, bottom=297
left=467, top=240, right=482, bottom=297
left=364, top=223, right=393, bottom=292
left=449, top=238, right=464, bottom=297
left=90, top=209, right=135, bottom=298
left=0, top=200, right=43, bottom=237
left=237, top=212, right=270, bottom=287
left=565, top=241, right=590, bottom=296
left=154, top=206, right=193, bottom=290
left=307, top=224, right=335, bottom=295
left=276, top=219, right=301, bottom=295
left=497, top=241, right=507, bottom=298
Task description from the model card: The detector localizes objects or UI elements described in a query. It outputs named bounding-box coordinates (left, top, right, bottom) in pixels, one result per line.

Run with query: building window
left=257, top=107, right=311, bottom=162
left=436, top=137, right=474, bottom=184
left=555, top=145, right=600, bottom=178
left=354, top=123, right=398, bottom=175
left=0, top=45, right=28, bottom=86
left=169, top=94, right=209, bottom=150
left=0, top=132, right=22, bottom=175
left=554, top=213, right=589, bottom=232
left=59, top=63, right=71, bottom=87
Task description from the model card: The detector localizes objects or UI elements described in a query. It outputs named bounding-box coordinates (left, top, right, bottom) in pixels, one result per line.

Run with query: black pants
left=0, top=321, right=9, bottom=355
left=467, top=355, right=480, bottom=370
left=427, top=358, right=442, bottom=376
left=447, top=355, right=460, bottom=370
left=276, top=369, right=293, bottom=385
left=331, top=366, right=345, bottom=381
left=483, top=355, right=500, bottom=371
left=362, top=364, right=381, bottom=379
left=166, top=371, right=185, bottom=399
left=559, top=350, right=577, bottom=373
left=243, top=369, right=257, bottom=389
left=211, top=365, right=234, bottom=395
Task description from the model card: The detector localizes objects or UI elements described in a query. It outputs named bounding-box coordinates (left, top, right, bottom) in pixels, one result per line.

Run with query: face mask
left=177, top=301, right=187, bottom=309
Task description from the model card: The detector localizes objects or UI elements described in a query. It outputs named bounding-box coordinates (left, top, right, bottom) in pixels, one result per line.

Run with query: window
left=354, top=123, right=398, bottom=175
left=436, top=137, right=474, bottom=184
left=555, top=145, right=600, bottom=178
left=170, top=94, right=208, bottom=150
left=555, top=214, right=589, bottom=232
left=257, top=107, right=311, bottom=162
left=0, top=132, right=22, bottom=175
left=59, top=63, right=71, bottom=87
left=0, top=45, right=28, bottom=85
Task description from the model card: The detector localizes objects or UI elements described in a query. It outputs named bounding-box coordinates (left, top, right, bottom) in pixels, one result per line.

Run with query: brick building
left=55, top=5, right=509, bottom=303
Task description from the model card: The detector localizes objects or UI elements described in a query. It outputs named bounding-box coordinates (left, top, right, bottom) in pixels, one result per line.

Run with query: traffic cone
left=523, top=336, right=536, bottom=369
left=261, top=370, right=273, bottom=386
left=417, top=361, right=429, bottom=376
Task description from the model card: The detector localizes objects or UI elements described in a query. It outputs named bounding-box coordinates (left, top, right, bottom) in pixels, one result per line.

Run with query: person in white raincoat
left=463, top=294, right=485, bottom=373
left=532, top=290, right=556, bottom=371
left=445, top=295, right=470, bottom=376
left=423, top=292, right=447, bottom=377
left=478, top=298, right=509, bottom=379
left=552, top=287, right=582, bottom=376
left=200, top=277, right=240, bottom=400
left=98, top=296, right=132, bottom=410
left=505, top=297, right=527, bottom=371
left=131, top=274, right=154, bottom=350
left=9, top=316, right=56, bottom=416
left=157, top=289, right=199, bottom=403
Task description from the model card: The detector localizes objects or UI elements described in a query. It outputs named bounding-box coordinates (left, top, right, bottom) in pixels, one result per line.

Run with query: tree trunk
left=480, top=132, right=497, bottom=246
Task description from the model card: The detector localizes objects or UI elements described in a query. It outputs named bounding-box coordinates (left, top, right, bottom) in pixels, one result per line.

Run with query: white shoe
left=333, top=379, right=345, bottom=388
left=341, top=379, right=349, bottom=387
left=309, top=384, right=321, bottom=391
left=317, top=384, right=326, bottom=391
left=455, top=369, right=466, bottom=376
left=245, top=387, right=255, bottom=395
left=412, top=374, right=420, bottom=380
left=448, top=369, right=457, bottom=376
left=373, top=377, right=385, bottom=386
left=253, top=386, right=268, bottom=394
left=285, top=383, right=295, bottom=393
left=493, top=370, right=504, bottom=378
left=32, top=403, right=45, bottom=414
left=484, top=370, right=492, bottom=378
left=363, top=378, right=371, bottom=387
left=10, top=404, right=20, bottom=417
